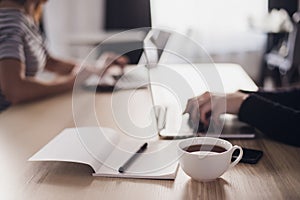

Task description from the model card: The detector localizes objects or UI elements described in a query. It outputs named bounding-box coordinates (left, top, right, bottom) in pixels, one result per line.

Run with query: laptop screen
left=142, top=30, right=195, bottom=137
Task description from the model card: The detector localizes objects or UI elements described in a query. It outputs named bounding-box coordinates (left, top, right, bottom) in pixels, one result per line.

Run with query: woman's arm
left=0, top=59, right=77, bottom=104
left=45, top=56, right=76, bottom=75
left=0, top=54, right=129, bottom=104
left=45, top=53, right=129, bottom=77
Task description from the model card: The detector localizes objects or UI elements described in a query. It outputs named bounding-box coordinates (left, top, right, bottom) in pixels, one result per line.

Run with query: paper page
left=94, top=140, right=179, bottom=179
left=29, top=127, right=119, bottom=172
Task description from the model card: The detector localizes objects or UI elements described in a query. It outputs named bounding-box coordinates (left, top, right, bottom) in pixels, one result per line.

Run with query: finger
left=201, top=91, right=211, bottom=101
left=189, top=105, right=200, bottom=127
left=184, top=92, right=211, bottom=114
left=102, top=53, right=123, bottom=68
left=113, top=58, right=127, bottom=69
left=197, top=92, right=212, bottom=106
left=115, top=56, right=129, bottom=66
left=212, top=111, right=221, bottom=127
left=211, top=103, right=225, bottom=127
left=199, top=101, right=212, bottom=126
left=183, top=104, right=191, bottom=115
left=102, top=53, right=115, bottom=62
left=183, top=98, right=197, bottom=114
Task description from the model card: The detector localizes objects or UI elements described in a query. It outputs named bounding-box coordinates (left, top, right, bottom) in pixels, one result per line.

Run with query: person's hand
left=70, top=52, right=129, bottom=85
left=94, top=52, right=129, bottom=76
left=183, top=91, right=249, bottom=126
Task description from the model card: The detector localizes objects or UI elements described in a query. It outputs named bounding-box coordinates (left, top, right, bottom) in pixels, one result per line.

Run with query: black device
left=105, top=0, right=151, bottom=31
left=103, top=0, right=152, bottom=64
left=232, top=148, right=263, bottom=164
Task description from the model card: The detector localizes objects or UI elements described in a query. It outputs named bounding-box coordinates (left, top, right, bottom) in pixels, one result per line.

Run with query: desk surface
left=0, top=64, right=300, bottom=200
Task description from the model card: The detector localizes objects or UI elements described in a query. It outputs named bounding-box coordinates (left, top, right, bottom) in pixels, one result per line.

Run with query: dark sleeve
left=238, top=94, right=300, bottom=147
left=240, top=88, right=300, bottom=110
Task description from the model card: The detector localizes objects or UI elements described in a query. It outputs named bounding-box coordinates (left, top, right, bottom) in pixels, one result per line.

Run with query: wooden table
left=1, top=64, right=300, bottom=200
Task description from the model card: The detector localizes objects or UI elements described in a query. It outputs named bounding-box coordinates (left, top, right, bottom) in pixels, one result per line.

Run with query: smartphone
left=232, top=148, right=263, bottom=164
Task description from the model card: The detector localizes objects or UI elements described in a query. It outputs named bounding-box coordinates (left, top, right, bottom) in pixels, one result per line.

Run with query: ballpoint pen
left=118, top=142, right=148, bottom=173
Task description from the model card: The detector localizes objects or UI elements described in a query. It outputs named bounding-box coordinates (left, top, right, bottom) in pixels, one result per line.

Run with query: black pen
left=118, top=142, right=148, bottom=173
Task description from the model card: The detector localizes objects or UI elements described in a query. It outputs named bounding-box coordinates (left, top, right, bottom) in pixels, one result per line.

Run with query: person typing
left=0, top=0, right=127, bottom=111
left=184, top=88, right=300, bottom=147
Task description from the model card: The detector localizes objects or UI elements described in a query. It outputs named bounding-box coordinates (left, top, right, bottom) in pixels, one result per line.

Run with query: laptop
left=142, top=30, right=256, bottom=139
left=84, top=29, right=171, bottom=91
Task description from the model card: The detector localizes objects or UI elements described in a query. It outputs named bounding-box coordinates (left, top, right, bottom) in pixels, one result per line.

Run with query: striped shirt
left=0, top=8, right=47, bottom=111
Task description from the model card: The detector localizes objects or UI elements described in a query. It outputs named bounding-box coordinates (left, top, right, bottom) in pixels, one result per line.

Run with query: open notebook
left=29, top=127, right=179, bottom=180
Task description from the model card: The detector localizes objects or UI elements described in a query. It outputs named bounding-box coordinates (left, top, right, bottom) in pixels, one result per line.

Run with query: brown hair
left=34, top=2, right=44, bottom=24
left=0, top=0, right=45, bottom=24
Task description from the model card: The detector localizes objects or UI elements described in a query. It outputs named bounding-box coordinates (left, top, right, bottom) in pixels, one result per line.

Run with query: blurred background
left=43, top=0, right=300, bottom=88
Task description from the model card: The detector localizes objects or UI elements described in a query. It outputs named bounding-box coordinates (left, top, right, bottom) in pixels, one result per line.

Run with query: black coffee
left=184, top=144, right=227, bottom=153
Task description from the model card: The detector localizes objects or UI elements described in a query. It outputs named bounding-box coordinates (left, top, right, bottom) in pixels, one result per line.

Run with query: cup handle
left=229, top=145, right=243, bottom=169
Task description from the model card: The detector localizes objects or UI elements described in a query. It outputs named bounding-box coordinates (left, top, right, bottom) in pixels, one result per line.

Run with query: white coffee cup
left=177, top=137, right=243, bottom=182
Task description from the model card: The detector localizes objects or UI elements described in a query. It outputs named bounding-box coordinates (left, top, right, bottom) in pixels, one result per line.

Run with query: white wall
left=44, top=0, right=269, bottom=56
left=44, top=0, right=104, bottom=58
left=43, top=0, right=268, bottom=81
left=151, top=0, right=268, bottom=53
